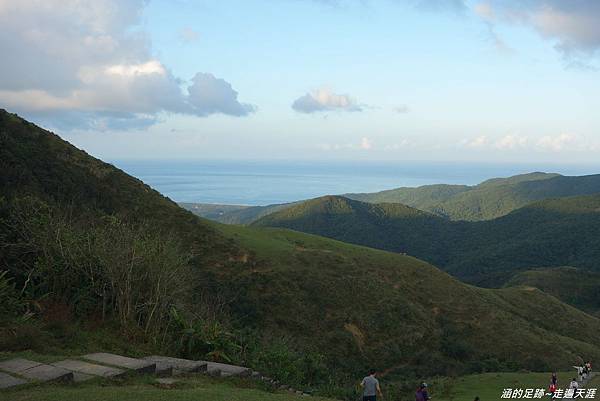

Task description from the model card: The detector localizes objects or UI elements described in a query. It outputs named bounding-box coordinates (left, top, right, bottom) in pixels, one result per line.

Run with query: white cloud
left=460, top=132, right=593, bottom=153
left=292, top=87, right=362, bottom=113
left=187, top=73, right=256, bottom=117
left=105, top=61, right=166, bottom=77
left=494, top=134, right=528, bottom=150
left=536, top=133, right=577, bottom=152
left=385, top=139, right=412, bottom=150
left=317, top=137, right=374, bottom=151
left=461, top=135, right=488, bottom=149
left=0, top=0, right=254, bottom=130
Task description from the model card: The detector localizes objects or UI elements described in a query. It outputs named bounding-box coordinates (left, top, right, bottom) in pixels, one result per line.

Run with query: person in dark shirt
left=416, top=382, right=431, bottom=401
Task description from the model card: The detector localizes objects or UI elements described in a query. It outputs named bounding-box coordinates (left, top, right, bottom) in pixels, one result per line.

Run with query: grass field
left=433, top=371, right=575, bottom=401
left=586, top=373, right=600, bottom=387
left=0, top=375, right=337, bottom=401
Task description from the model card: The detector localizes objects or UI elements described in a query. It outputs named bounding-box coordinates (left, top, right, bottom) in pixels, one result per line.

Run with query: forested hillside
left=3, top=110, right=600, bottom=397
left=253, top=195, right=600, bottom=286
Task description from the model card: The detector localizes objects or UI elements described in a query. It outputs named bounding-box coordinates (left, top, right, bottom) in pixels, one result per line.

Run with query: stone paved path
left=0, top=372, right=27, bottom=389
left=0, top=358, right=73, bottom=384
left=52, top=359, right=125, bottom=380
left=83, top=353, right=156, bottom=374
left=0, top=352, right=308, bottom=395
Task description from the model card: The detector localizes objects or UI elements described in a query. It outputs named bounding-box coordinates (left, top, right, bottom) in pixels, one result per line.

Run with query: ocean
left=112, top=160, right=600, bottom=206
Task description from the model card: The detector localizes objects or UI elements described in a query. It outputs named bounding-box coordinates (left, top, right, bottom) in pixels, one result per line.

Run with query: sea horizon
left=111, top=159, right=600, bottom=206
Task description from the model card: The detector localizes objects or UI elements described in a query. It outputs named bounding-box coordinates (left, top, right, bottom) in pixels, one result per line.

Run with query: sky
left=1, top=0, right=600, bottom=163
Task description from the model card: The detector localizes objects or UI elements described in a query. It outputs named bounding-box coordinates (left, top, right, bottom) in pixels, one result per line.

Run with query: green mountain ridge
left=346, top=172, right=600, bottom=221
left=252, top=194, right=600, bottom=287
left=2, top=110, right=600, bottom=394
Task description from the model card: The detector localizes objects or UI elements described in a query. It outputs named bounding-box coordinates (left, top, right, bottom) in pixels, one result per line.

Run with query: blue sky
left=2, top=0, right=600, bottom=163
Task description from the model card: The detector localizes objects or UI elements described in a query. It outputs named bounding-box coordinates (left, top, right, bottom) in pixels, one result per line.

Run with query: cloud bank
left=0, top=0, right=255, bottom=130
left=475, top=1, right=600, bottom=62
left=460, top=133, right=594, bottom=153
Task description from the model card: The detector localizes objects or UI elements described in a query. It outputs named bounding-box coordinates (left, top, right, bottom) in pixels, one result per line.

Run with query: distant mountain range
left=251, top=194, right=600, bottom=288
left=3, top=109, right=600, bottom=381
left=181, top=171, right=600, bottom=224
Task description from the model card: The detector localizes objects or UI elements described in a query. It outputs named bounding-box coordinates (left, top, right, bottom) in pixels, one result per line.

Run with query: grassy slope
left=505, top=267, right=600, bottom=317
left=346, top=172, right=600, bottom=221
left=2, top=110, right=600, bottom=382
left=433, top=371, right=575, bottom=401
left=212, top=223, right=600, bottom=377
left=252, top=195, right=600, bottom=286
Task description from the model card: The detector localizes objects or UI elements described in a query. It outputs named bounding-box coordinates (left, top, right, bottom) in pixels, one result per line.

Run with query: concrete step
left=143, top=356, right=207, bottom=373
left=0, top=371, right=28, bottom=389
left=202, top=361, right=251, bottom=377
left=83, top=353, right=156, bottom=374
left=0, top=358, right=73, bottom=383
left=52, top=359, right=126, bottom=380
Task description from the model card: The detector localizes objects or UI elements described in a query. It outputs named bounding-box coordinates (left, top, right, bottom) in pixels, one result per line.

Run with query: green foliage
left=0, top=195, right=194, bottom=343
left=0, top=270, right=26, bottom=320
left=170, top=308, right=241, bottom=363
left=245, top=337, right=329, bottom=388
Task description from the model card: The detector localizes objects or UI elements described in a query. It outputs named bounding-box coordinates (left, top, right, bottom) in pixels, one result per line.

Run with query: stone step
left=52, top=359, right=126, bottom=379
left=202, top=361, right=251, bottom=377
left=83, top=353, right=156, bottom=374
left=0, top=358, right=73, bottom=383
left=143, top=356, right=207, bottom=373
left=0, top=371, right=28, bottom=389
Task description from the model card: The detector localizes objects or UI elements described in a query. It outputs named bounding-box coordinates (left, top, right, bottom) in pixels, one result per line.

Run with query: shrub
left=0, top=196, right=193, bottom=344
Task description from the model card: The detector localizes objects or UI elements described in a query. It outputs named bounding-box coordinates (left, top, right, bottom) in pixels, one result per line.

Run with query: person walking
left=574, top=365, right=584, bottom=382
left=416, top=382, right=431, bottom=401
left=360, top=369, right=383, bottom=401
left=551, top=372, right=558, bottom=386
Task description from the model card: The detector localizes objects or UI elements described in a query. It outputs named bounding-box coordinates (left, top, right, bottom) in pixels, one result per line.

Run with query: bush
left=245, top=337, right=329, bottom=388
left=0, top=196, right=193, bottom=344
left=170, top=308, right=242, bottom=363
left=0, top=270, right=26, bottom=321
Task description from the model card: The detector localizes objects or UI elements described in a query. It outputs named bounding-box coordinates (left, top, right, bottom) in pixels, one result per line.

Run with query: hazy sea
left=112, top=160, right=600, bottom=206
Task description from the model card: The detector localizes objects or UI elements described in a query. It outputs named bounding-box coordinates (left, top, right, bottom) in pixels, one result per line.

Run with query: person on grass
left=360, top=369, right=383, bottom=401
left=416, top=382, right=431, bottom=401
left=570, top=378, right=579, bottom=391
